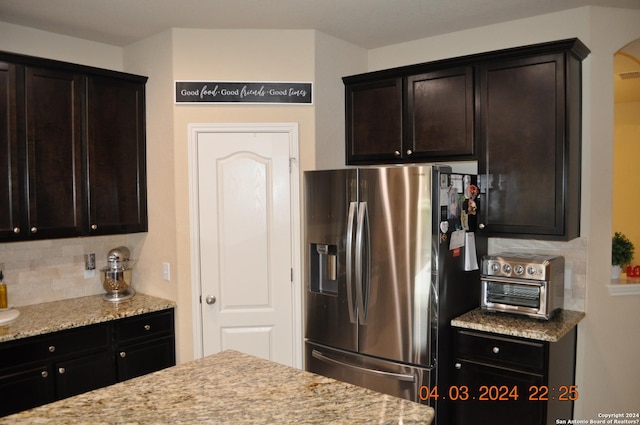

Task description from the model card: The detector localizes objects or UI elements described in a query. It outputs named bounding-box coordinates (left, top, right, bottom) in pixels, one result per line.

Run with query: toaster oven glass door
left=484, top=279, right=541, bottom=309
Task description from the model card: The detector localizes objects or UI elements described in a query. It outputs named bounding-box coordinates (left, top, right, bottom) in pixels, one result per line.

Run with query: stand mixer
left=101, top=246, right=136, bottom=302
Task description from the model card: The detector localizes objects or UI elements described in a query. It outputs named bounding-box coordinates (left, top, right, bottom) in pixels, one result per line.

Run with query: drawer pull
left=144, top=324, right=151, bottom=331
left=455, top=363, right=461, bottom=370
left=120, top=351, right=126, bottom=358
left=58, top=367, right=65, bottom=374
left=48, top=345, right=56, bottom=353
left=492, top=346, right=500, bottom=354
left=41, top=371, right=48, bottom=378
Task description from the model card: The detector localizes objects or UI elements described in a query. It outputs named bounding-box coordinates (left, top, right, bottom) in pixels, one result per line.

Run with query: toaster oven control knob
left=502, top=264, right=512, bottom=274
left=490, top=263, right=500, bottom=273
left=527, top=266, right=537, bottom=276
left=514, top=265, right=525, bottom=275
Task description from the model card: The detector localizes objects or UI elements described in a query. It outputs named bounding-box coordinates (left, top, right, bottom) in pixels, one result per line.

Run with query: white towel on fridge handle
left=464, top=232, right=479, bottom=271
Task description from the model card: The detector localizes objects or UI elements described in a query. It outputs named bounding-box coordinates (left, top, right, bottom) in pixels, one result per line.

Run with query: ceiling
left=0, top=0, right=639, bottom=49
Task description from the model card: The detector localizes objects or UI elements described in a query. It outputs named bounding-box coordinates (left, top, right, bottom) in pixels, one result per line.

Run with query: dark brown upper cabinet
left=345, top=66, right=474, bottom=165
left=477, top=40, right=589, bottom=240
left=343, top=39, right=589, bottom=241
left=0, top=62, right=20, bottom=240
left=345, top=78, right=403, bottom=163
left=405, top=66, right=474, bottom=160
left=25, top=66, right=85, bottom=239
left=0, top=52, right=148, bottom=242
left=86, top=76, right=147, bottom=235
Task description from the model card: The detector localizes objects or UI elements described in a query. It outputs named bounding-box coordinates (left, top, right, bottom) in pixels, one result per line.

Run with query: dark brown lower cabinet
left=453, top=327, right=577, bottom=425
left=55, top=351, right=117, bottom=400
left=0, top=309, right=175, bottom=417
left=0, top=365, right=54, bottom=416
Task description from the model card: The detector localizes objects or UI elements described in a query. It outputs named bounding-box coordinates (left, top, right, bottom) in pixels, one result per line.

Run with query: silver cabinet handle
left=13, top=227, right=20, bottom=234
left=455, top=363, right=462, bottom=369
left=41, top=371, right=48, bottom=378
left=144, top=324, right=151, bottom=331
left=30, top=227, right=38, bottom=233
left=91, top=224, right=98, bottom=230
left=120, top=351, right=126, bottom=358
left=205, top=295, right=217, bottom=305
left=479, top=223, right=486, bottom=229
left=58, top=367, right=65, bottom=374
left=406, top=149, right=413, bottom=155
left=393, top=150, right=401, bottom=157
left=48, top=346, right=56, bottom=353
left=492, top=346, right=500, bottom=354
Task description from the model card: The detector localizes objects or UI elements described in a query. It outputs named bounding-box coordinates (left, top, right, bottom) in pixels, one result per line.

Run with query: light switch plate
left=162, top=262, right=171, bottom=281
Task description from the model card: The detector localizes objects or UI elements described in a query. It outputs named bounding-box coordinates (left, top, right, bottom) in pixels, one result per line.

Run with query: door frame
left=187, top=122, right=302, bottom=368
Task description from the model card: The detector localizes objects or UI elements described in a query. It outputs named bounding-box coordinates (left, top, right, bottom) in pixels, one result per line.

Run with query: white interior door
left=192, top=126, right=297, bottom=367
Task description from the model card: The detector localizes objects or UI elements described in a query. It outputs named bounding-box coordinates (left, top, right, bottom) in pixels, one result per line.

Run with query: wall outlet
left=85, top=253, right=96, bottom=271
left=162, top=262, right=171, bottom=281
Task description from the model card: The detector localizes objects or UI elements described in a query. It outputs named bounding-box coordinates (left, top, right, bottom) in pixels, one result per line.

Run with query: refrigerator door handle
left=355, top=201, right=370, bottom=324
left=311, top=349, right=416, bottom=382
left=345, top=201, right=358, bottom=324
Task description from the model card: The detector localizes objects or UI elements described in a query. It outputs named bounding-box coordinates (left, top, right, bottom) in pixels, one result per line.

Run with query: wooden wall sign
left=175, top=81, right=312, bottom=104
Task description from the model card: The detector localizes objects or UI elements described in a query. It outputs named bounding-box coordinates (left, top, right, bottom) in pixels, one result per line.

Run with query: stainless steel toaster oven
left=480, top=253, right=565, bottom=320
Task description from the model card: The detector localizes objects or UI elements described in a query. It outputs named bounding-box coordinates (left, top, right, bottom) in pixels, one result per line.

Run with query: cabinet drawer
left=115, top=310, right=174, bottom=343
left=455, top=330, right=545, bottom=371
left=0, top=323, right=110, bottom=368
left=43, top=323, right=111, bottom=358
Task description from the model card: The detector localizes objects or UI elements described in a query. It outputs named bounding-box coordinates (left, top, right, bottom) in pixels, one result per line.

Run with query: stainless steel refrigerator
left=304, top=165, right=486, bottom=424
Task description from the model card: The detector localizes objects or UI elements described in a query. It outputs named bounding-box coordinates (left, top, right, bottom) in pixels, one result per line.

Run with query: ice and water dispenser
left=309, top=243, right=338, bottom=295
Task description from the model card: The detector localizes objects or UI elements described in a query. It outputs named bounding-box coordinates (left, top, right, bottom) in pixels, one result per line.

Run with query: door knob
left=205, top=295, right=217, bottom=305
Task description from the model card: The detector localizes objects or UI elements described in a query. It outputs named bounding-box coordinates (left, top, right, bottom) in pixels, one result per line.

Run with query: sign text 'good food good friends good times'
left=175, top=81, right=312, bottom=104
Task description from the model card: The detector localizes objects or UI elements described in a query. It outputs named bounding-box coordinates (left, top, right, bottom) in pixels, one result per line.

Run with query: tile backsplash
left=0, top=234, right=144, bottom=307
left=1, top=233, right=587, bottom=312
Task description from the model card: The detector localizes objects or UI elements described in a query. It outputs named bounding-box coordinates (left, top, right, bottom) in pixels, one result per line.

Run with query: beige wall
left=2, top=3, right=639, bottom=417
left=313, top=32, right=367, bottom=169
left=0, top=21, right=122, bottom=69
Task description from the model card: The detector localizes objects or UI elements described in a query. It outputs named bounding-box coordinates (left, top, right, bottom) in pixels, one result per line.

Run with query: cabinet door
left=116, top=336, right=176, bottom=381
left=453, top=359, right=544, bottom=425
left=478, top=53, right=580, bottom=240
left=55, top=351, right=116, bottom=400
left=345, top=78, right=403, bottom=164
left=406, top=66, right=474, bottom=160
left=86, top=76, right=147, bottom=234
left=0, top=365, right=54, bottom=417
left=0, top=62, right=21, bottom=240
left=24, top=66, right=84, bottom=239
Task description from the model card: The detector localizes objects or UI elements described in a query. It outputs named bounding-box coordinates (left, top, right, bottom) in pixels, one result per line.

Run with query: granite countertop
left=0, top=293, right=176, bottom=343
left=451, top=308, right=585, bottom=342
left=2, top=349, right=435, bottom=425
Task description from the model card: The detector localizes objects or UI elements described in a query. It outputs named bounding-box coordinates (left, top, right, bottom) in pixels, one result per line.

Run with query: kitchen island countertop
left=0, top=293, right=175, bottom=343
left=451, top=308, right=585, bottom=342
left=2, top=349, right=435, bottom=424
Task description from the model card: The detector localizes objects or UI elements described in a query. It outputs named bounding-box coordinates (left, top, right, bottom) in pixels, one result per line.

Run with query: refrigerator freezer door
left=357, top=166, right=435, bottom=366
left=304, top=169, right=358, bottom=352
left=305, top=341, right=432, bottom=405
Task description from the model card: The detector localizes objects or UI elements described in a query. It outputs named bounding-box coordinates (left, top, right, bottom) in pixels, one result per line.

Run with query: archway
left=612, top=38, right=640, bottom=279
